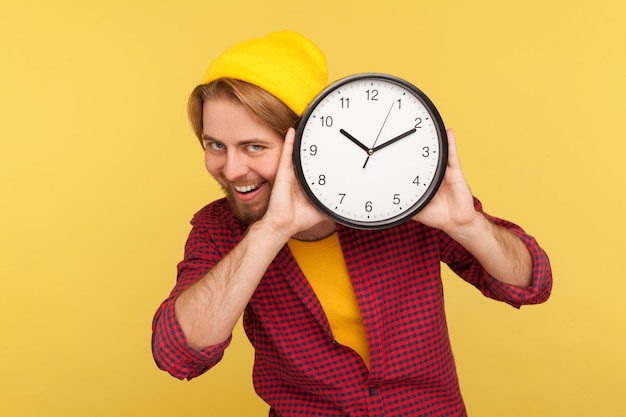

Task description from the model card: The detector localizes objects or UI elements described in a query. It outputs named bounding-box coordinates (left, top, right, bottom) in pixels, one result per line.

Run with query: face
left=202, top=97, right=284, bottom=223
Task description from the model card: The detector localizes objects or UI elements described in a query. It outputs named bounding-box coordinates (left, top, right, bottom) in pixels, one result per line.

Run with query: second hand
left=363, top=101, right=395, bottom=168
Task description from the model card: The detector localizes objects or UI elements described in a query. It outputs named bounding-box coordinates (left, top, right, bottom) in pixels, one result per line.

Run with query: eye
left=246, top=144, right=264, bottom=153
left=205, top=141, right=225, bottom=151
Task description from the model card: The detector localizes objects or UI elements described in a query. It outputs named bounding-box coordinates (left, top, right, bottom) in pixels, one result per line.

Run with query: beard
left=221, top=184, right=270, bottom=224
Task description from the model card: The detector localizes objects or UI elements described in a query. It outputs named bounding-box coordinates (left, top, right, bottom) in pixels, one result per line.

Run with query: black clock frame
left=294, top=73, right=448, bottom=230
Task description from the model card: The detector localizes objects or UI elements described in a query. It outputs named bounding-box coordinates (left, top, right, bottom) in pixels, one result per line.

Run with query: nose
left=222, top=149, right=250, bottom=181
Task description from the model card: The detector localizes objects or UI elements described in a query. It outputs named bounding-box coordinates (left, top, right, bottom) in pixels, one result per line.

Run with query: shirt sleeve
left=151, top=206, right=234, bottom=380
left=151, top=299, right=231, bottom=380
left=441, top=198, right=553, bottom=308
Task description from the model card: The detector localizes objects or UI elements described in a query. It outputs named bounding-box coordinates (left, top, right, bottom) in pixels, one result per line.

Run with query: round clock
left=294, top=73, right=448, bottom=230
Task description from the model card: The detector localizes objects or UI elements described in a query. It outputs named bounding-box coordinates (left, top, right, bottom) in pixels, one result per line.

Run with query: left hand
left=413, top=129, right=534, bottom=287
left=411, top=129, right=480, bottom=233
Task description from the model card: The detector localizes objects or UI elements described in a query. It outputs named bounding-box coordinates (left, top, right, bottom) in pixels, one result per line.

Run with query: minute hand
left=371, top=128, right=417, bottom=153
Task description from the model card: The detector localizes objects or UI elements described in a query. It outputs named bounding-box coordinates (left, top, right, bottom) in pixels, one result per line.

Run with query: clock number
left=365, top=201, right=373, bottom=212
left=308, top=144, right=318, bottom=156
left=397, top=99, right=402, bottom=110
left=318, top=174, right=326, bottom=185
left=415, top=117, right=422, bottom=128
left=413, top=176, right=420, bottom=186
left=340, top=97, right=350, bottom=108
left=393, top=194, right=401, bottom=205
left=365, top=89, right=379, bottom=101
left=320, top=115, right=333, bottom=127
left=422, top=146, right=430, bottom=157
left=338, top=193, right=346, bottom=204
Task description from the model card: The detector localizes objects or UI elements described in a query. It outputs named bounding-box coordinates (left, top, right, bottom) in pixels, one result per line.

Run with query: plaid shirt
left=152, top=198, right=552, bottom=417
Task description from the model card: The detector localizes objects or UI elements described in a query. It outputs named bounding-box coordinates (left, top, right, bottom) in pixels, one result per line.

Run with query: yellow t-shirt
left=288, top=233, right=370, bottom=368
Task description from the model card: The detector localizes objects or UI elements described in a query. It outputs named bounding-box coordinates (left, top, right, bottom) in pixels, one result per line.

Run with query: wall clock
left=294, top=73, right=447, bottom=230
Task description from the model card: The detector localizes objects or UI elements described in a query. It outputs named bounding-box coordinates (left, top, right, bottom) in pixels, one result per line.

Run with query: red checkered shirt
left=152, top=198, right=552, bottom=416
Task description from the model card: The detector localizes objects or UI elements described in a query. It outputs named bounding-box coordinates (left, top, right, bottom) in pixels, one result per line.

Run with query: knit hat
left=201, top=30, right=328, bottom=116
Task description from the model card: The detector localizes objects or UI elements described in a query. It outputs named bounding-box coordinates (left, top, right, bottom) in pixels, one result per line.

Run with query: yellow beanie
left=201, top=30, right=328, bottom=116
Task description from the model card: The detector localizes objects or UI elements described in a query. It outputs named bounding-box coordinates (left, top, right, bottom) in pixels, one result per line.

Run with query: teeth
left=234, top=184, right=258, bottom=193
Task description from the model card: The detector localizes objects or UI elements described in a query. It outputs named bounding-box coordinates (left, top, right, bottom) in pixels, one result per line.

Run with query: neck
left=291, top=220, right=336, bottom=242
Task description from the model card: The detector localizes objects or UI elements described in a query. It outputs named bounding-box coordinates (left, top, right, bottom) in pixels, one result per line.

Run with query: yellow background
left=1, top=0, right=624, bottom=416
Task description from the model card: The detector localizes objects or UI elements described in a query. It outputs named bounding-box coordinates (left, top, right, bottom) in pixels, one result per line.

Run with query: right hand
left=260, top=128, right=332, bottom=240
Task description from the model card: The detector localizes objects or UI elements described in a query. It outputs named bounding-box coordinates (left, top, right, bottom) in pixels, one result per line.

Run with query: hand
left=411, top=129, right=478, bottom=232
left=260, top=128, right=332, bottom=240
left=413, top=129, right=534, bottom=287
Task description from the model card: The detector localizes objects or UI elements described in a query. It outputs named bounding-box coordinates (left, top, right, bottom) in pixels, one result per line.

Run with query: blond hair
left=187, top=78, right=299, bottom=148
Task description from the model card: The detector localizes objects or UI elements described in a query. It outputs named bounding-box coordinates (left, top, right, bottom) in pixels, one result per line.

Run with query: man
left=152, top=30, right=552, bottom=416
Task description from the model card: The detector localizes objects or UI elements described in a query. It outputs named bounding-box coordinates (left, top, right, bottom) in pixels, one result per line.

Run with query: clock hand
left=339, top=129, right=372, bottom=155
left=363, top=101, right=395, bottom=168
left=371, top=128, right=417, bottom=153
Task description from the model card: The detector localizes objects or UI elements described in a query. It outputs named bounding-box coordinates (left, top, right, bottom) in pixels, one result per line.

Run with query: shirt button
left=368, top=387, right=378, bottom=396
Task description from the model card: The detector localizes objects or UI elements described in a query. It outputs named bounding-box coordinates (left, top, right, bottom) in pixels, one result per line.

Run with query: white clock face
left=294, top=74, right=447, bottom=229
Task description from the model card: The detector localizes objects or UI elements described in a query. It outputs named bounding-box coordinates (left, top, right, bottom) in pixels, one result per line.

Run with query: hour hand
left=340, top=129, right=372, bottom=155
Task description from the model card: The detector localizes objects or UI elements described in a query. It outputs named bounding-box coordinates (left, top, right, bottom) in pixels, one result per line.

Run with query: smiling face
left=202, top=96, right=285, bottom=223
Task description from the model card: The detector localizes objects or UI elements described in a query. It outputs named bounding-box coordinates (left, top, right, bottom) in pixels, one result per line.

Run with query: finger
left=443, top=129, right=471, bottom=193
left=284, top=126, right=295, bottom=147
left=280, top=127, right=296, bottom=170
left=445, top=128, right=462, bottom=171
